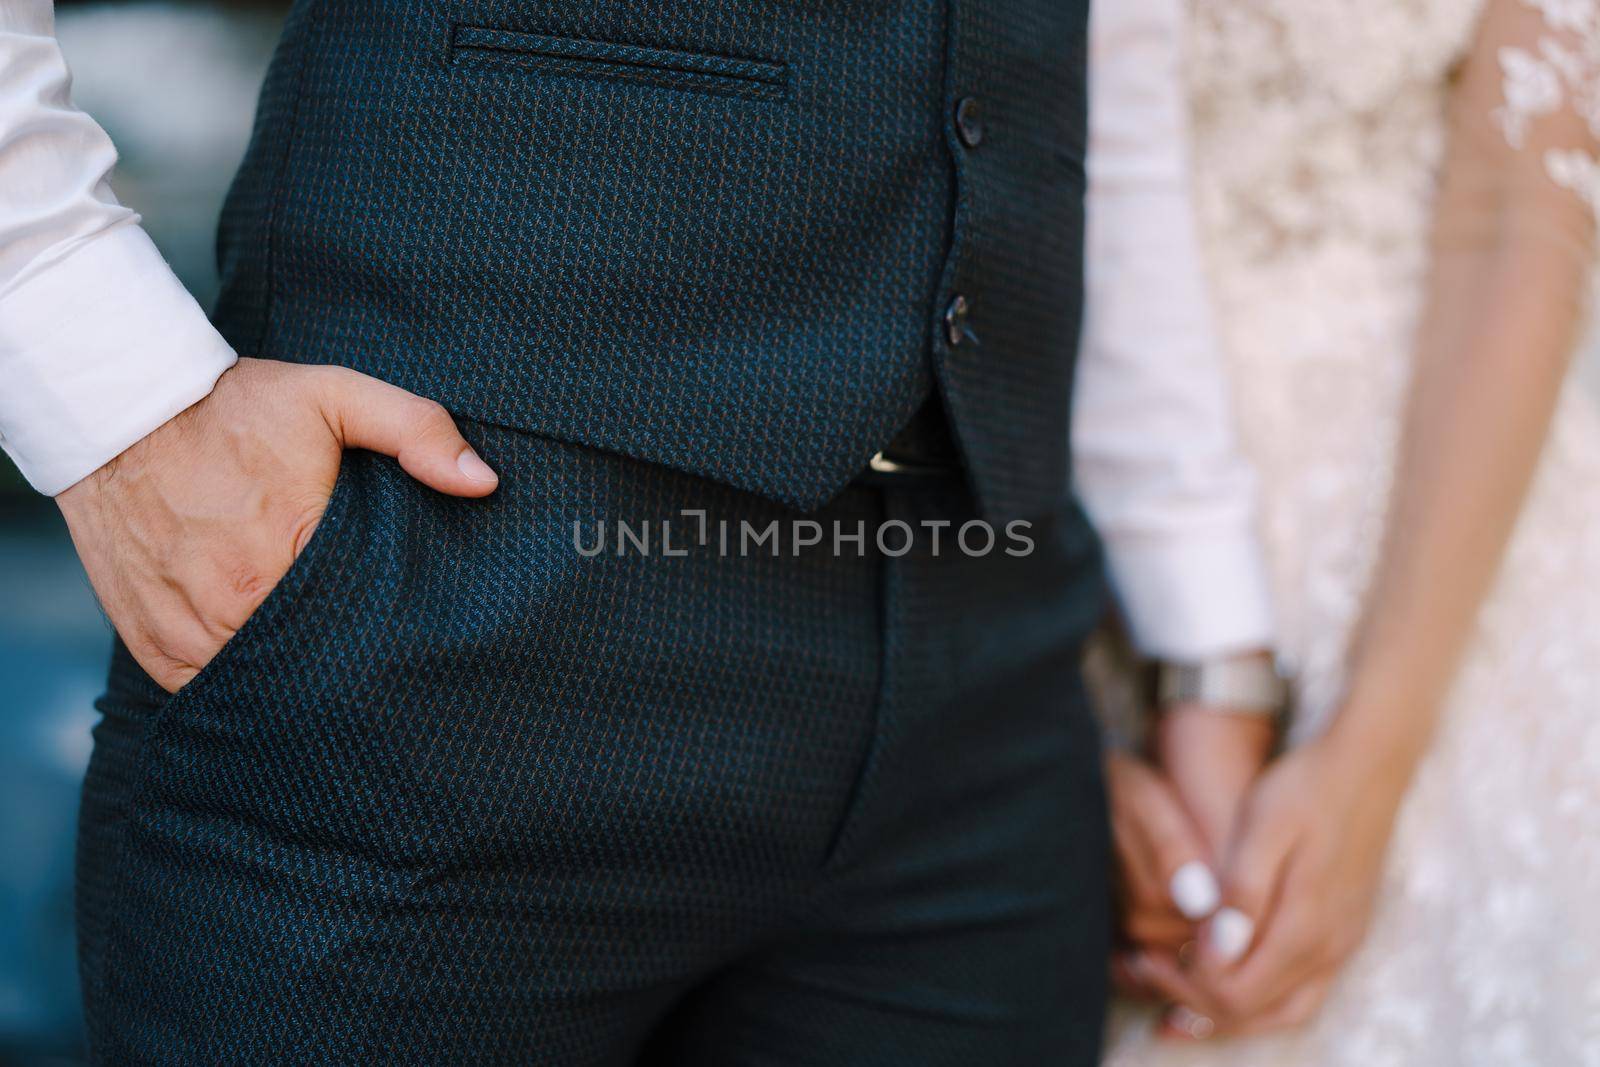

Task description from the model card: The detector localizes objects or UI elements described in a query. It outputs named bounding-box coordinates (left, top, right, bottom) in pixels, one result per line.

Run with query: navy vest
left=213, top=1, right=1090, bottom=522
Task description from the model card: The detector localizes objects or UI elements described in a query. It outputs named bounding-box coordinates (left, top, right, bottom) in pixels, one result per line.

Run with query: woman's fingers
left=1165, top=971, right=1334, bottom=1041
left=1203, top=905, right=1257, bottom=967
left=1137, top=829, right=1329, bottom=1042
left=1221, top=975, right=1334, bottom=1038
left=1106, top=750, right=1226, bottom=985
left=1157, top=1004, right=1219, bottom=1041
left=1210, top=915, right=1322, bottom=1021
left=1205, top=865, right=1330, bottom=1021
left=1109, top=753, right=1221, bottom=919
left=1144, top=797, right=1220, bottom=921
left=1152, top=891, right=1333, bottom=1040
left=1134, top=949, right=1228, bottom=1020
left=1146, top=740, right=1400, bottom=1043
left=1157, top=976, right=1333, bottom=1042
left=1161, top=787, right=1310, bottom=1024
left=1201, top=790, right=1297, bottom=972
left=1167, top=859, right=1223, bottom=922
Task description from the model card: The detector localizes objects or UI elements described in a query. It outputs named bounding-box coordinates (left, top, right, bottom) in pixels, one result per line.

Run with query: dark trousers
left=77, top=423, right=1109, bottom=1065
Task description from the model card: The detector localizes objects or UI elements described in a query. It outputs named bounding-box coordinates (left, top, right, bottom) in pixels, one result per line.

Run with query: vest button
left=944, top=293, right=975, bottom=347
left=955, top=97, right=985, bottom=148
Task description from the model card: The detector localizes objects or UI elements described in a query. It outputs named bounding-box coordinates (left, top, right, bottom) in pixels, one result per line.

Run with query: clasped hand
left=1109, top=710, right=1410, bottom=1040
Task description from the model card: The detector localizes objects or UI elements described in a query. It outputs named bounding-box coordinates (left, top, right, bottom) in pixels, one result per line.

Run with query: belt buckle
left=866, top=450, right=957, bottom=481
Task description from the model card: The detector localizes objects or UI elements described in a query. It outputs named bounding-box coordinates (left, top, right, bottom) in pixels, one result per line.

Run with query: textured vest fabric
left=213, top=1, right=1090, bottom=522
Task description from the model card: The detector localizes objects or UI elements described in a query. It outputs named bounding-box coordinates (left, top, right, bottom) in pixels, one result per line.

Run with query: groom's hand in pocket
left=55, top=357, right=499, bottom=693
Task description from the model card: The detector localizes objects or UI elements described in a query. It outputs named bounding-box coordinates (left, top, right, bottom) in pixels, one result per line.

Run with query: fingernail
left=1211, top=906, right=1256, bottom=963
left=457, top=448, right=497, bottom=484
left=1169, top=861, right=1221, bottom=920
left=1166, top=1005, right=1215, bottom=1040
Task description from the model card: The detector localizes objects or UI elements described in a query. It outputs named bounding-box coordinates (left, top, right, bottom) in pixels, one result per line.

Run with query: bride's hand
left=1106, top=711, right=1274, bottom=1008
left=1106, top=749, right=1216, bottom=958
left=1178, top=728, right=1414, bottom=1038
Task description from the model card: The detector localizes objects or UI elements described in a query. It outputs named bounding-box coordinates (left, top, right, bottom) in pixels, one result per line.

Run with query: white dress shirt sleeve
left=1074, top=0, right=1275, bottom=661
left=0, top=1, right=236, bottom=495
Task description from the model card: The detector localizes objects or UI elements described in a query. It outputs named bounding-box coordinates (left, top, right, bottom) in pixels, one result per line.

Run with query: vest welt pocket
left=450, top=26, right=787, bottom=101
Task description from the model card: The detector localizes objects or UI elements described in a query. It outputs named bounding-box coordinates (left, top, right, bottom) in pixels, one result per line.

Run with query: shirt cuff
left=1104, top=532, right=1276, bottom=662
left=0, top=223, right=237, bottom=495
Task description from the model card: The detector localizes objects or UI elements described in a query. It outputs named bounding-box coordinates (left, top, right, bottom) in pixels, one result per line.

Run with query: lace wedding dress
left=1104, top=1, right=1600, bottom=1064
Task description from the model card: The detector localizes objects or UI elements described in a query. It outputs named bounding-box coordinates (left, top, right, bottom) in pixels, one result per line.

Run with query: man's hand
left=1151, top=704, right=1276, bottom=853
left=56, top=357, right=499, bottom=693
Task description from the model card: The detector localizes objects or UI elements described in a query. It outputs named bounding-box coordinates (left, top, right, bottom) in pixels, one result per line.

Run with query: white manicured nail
left=1211, top=906, right=1256, bottom=962
left=1169, top=861, right=1221, bottom=920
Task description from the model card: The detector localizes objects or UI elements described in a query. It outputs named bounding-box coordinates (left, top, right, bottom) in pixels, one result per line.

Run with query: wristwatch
left=1155, top=653, right=1288, bottom=718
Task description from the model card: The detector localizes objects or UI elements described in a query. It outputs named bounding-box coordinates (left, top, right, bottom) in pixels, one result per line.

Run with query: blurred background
left=1, top=3, right=285, bottom=1061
